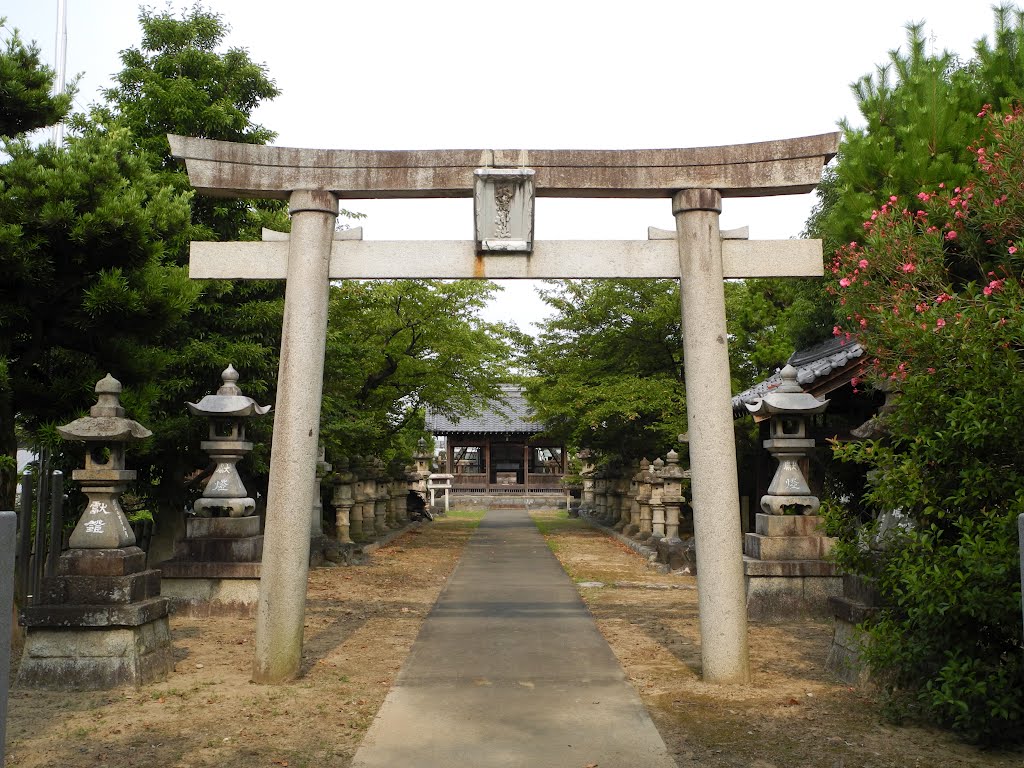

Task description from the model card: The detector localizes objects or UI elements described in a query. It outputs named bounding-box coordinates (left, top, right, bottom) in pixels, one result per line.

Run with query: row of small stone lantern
left=582, top=452, right=693, bottom=569
left=586, top=454, right=687, bottom=538
left=330, top=440, right=431, bottom=545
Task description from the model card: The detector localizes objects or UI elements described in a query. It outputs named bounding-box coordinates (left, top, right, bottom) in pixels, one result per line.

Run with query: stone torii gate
left=170, top=133, right=838, bottom=685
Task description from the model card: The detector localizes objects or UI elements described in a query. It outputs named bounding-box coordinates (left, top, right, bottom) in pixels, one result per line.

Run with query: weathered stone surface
left=744, top=574, right=841, bottom=622
left=825, top=618, right=873, bottom=686
left=20, top=596, right=169, bottom=628
left=743, top=533, right=833, bottom=561
left=41, top=569, right=161, bottom=606
left=190, top=238, right=825, bottom=282
left=160, top=578, right=260, bottom=618
left=754, top=513, right=826, bottom=537
left=742, top=558, right=838, bottom=577
left=16, top=618, right=172, bottom=690
left=253, top=190, right=339, bottom=684
left=168, top=133, right=840, bottom=199
left=674, top=189, right=750, bottom=684
left=58, top=547, right=146, bottom=577
left=842, top=573, right=881, bottom=605
left=172, top=535, right=263, bottom=563
left=186, top=515, right=261, bottom=539
left=157, top=561, right=261, bottom=579
left=828, top=595, right=879, bottom=625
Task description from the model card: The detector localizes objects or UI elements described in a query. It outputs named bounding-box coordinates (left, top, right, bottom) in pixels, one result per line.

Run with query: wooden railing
left=450, top=472, right=565, bottom=493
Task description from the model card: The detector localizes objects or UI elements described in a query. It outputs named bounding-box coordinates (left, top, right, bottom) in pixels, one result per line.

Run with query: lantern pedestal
left=742, top=513, right=841, bottom=621
left=18, top=546, right=173, bottom=689
left=158, top=516, right=264, bottom=618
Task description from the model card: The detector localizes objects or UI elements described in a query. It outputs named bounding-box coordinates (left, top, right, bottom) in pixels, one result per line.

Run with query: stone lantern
left=660, top=450, right=686, bottom=542
left=19, top=374, right=172, bottom=690
left=331, top=457, right=355, bottom=545
left=745, top=364, right=828, bottom=515
left=187, top=365, right=270, bottom=518
left=742, top=364, right=839, bottom=621
left=57, top=374, right=152, bottom=549
left=647, top=458, right=667, bottom=543
left=414, top=438, right=431, bottom=474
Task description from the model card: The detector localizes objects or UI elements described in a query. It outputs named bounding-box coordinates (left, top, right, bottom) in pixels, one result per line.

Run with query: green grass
left=530, top=509, right=587, bottom=537
left=444, top=509, right=486, bottom=520
left=437, top=508, right=485, bottom=529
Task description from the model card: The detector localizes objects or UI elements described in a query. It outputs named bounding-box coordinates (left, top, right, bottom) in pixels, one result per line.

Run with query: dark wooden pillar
left=485, top=436, right=492, bottom=492
left=523, top=443, right=530, bottom=490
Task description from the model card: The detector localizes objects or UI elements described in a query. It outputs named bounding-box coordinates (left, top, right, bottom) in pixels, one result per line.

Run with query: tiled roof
left=732, top=337, right=866, bottom=416
left=425, top=385, right=542, bottom=434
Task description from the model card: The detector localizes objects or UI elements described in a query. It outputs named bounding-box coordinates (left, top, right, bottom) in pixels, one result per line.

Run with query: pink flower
left=859, top=318, right=868, bottom=328
left=936, top=317, right=946, bottom=328
left=839, top=278, right=851, bottom=288
left=1009, top=246, right=1018, bottom=254
left=984, top=286, right=993, bottom=296
left=900, top=263, right=916, bottom=273
left=858, top=259, right=869, bottom=269
left=945, top=230, right=958, bottom=240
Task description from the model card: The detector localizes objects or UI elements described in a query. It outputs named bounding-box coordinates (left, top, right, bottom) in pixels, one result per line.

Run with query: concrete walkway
left=351, top=507, right=678, bottom=768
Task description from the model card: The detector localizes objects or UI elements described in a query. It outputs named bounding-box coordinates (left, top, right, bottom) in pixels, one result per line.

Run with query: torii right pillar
left=674, top=189, right=750, bottom=683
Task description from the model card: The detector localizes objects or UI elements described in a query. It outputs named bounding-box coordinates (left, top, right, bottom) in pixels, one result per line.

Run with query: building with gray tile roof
left=425, top=385, right=563, bottom=493
left=732, top=337, right=866, bottom=417
left=425, top=384, right=543, bottom=435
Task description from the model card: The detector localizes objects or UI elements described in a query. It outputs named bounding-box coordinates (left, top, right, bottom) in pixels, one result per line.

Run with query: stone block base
left=17, top=617, right=173, bottom=690
left=160, top=577, right=260, bottom=618
left=743, top=557, right=841, bottom=622
left=825, top=615, right=872, bottom=686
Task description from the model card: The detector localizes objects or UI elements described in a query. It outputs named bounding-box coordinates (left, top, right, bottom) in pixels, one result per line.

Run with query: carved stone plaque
left=473, top=168, right=535, bottom=253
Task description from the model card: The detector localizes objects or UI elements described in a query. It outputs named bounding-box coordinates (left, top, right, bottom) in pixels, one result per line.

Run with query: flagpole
left=50, top=0, right=68, bottom=146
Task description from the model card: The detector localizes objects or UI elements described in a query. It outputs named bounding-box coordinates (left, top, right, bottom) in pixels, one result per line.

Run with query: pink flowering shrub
left=827, top=108, right=1024, bottom=743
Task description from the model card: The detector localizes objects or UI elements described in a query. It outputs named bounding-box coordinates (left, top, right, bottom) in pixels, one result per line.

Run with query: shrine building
left=425, top=385, right=566, bottom=495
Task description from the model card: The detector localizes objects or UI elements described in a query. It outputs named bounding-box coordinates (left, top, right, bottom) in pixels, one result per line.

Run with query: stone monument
left=18, top=374, right=172, bottom=689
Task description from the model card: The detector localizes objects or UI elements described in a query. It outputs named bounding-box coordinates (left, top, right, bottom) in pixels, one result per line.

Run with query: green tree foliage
left=94, top=4, right=283, bottom=242
left=523, top=280, right=687, bottom=465
left=523, top=278, right=804, bottom=467
left=0, top=124, right=195, bottom=507
left=776, top=6, right=1024, bottom=351
left=321, top=280, right=515, bottom=464
left=88, top=6, right=290, bottom=519
left=827, top=106, right=1024, bottom=743
left=0, top=21, right=72, bottom=137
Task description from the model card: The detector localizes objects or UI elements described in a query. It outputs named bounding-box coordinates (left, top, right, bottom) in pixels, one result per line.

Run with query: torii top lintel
left=167, top=133, right=839, bottom=201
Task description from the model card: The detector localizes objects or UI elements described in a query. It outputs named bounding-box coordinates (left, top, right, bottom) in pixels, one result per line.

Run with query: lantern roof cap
left=187, top=365, right=271, bottom=418
left=58, top=374, right=152, bottom=442
left=744, top=365, right=829, bottom=417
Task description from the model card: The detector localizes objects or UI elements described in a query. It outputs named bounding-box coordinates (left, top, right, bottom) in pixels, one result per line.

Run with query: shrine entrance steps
left=351, top=507, right=678, bottom=768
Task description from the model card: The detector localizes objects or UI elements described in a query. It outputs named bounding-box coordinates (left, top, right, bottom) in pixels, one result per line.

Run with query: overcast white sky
left=6, top=1, right=1006, bottom=331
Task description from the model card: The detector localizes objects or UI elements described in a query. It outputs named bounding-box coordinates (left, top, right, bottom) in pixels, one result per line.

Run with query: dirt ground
left=5, top=508, right=1022, bottom=768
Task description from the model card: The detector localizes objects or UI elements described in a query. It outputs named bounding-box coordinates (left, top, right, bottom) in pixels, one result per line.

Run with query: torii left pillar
left=253, top=190, right=338, bottom=683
